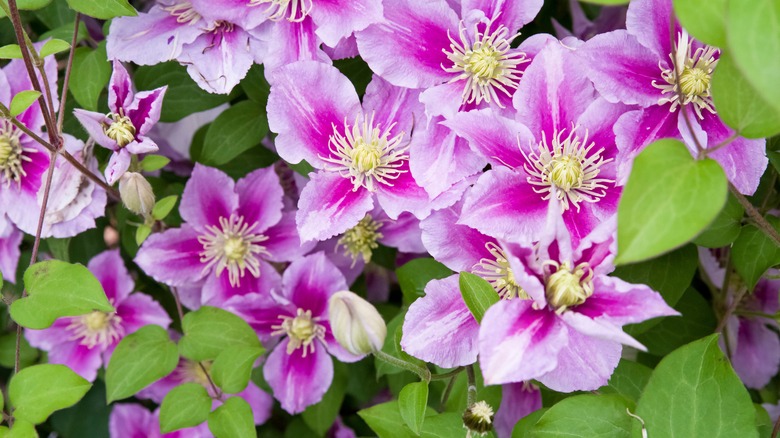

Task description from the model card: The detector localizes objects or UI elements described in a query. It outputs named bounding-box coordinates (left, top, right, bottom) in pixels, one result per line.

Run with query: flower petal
left=280, top=252, right=347, bottom=317
left=310, top=0, right=384, bottom=47
left=443, top=109, right=533, bottom=169
left=575, top=276, right=679, bottom=326
left=201, top=260, right=282, bottom=306
left=537, top=326, right=621, bottom=392
left=134, top=224, right=206, bottom=287
left=420, top=202, right=494, bottom=272
left=264, top=339, right=334, bottom=414
left=88, top=250, right=135, bottom=303
left=180, top=164, right=238, bottom=230
left=296, top=171, right=374, bottom=242
left=235, top=166, right=284, bottom=233
left=264, top=211, right=316, bottom=263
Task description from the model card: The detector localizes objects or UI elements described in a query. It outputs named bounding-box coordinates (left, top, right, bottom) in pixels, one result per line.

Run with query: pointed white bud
left=119, top=172, right=155, bottom=217
left=328, top=291, right=387, bottom=355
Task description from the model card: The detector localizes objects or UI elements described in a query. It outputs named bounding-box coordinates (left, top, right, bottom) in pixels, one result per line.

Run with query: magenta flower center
left=0, top=120, right=32, bottom=188
left=163, top=1, right=201, bottom=25
left=521, top=127, right=613, bottom=212
left=337, top=215, right=384, bottom=266
left=103, top=111, right=136, bottom=148
left=443, top=16, right=529, bottom=107
left=251, top=0, right=312, bottom=22
left=67, top=310, right=125, bottom=349
left=322, top=114, right=408, bottom=192
left=198, top=214, right=271, bottom=287
left=472, top=242, right=528, bottom=300
left=544, top=261, right=593, bottom=313
left=652, top=30, right=719, bottom=119
left=272, top=308, right=326, bottom=357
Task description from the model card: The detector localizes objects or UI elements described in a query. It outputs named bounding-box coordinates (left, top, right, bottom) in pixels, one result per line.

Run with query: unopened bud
left=119, top=172, right=155, bottom=217
left=462, top=401, right=494, bottom=438
left=328, top=291, right=387, bottom=355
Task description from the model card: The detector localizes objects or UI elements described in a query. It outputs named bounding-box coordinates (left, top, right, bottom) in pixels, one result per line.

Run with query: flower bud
left=119, top=172, right=155, bottom=217
left=462, top=401, right=494, bottom=438
left=328, top=291, right=387, bottom=355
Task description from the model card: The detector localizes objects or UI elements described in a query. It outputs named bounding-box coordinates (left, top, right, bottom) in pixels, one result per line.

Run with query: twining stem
left=430, top=366, right=465, bottom=381
left=58, top=14, right=81, bottom=132
left=772, top=413, right=780, bottom=438
left=373, top=350, right=431, bottom=382
left=730, top=184, right=780, bottom=246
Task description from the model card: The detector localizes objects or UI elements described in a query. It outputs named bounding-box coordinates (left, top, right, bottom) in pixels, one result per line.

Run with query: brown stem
left=57, top=14, right=81, bottom=132
left=731, top=183, right=780, bottom=247
left=772, top=413, right=780, bottom=438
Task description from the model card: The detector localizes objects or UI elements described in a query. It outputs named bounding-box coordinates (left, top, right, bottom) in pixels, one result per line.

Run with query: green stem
left=430, top=366, right=465, bottom=381
left=466, top=365, right=477, bottom=406
left=373, top=350, right=431, bottom=382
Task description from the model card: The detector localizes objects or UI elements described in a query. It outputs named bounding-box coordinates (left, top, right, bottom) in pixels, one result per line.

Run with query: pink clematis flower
left=477, top=205, right=677, bottom=392
left=494, top=382, right=542, bottom=438
left=267, top=62, right=464, bottom=242
left=110, top=403, right=211, bottom=438
left=447, top=41, right=630, bottom=247
left=577, top=0, right=767, bottom=194
left=107, top=0, right=267, bottom=94
left=0, top=216, right=22, bottom=284
left=224, top=252, right=364, bottom=414
left=25, top=250, right=171, bottom=381
left=135, top=164, right=312, bottom=308
left=74, top=61, right=167, bottom=185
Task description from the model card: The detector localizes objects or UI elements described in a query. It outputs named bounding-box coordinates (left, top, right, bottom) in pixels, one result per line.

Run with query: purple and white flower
left=109, top=403, right=211, bottom=438
left=0, top=216, right=22, bottom=284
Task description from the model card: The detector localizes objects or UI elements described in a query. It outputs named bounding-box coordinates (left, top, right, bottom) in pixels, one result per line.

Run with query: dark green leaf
left=601, top=360, right=653, bottom=403
left=9, top=364, right=91, bottom=424
left=459, top=272, right=499, bottom=323
left=160, top=383, right=212, bottom=433
left=302, top=363, right=348, bottom=436
left=530, top=394, right=632, bottom=437
left=240, top=64, right=270, bottom=104
left=399, top=381, right=429, bottom=434
left=70, top=43, right=110, bottom=112
left=397, top=258, right=451, bottom=305
left=358, top=401, right=425, bottom=438
left=200, top=101, right=268, bottom=166
left=512, top=408, right=548, bottom=438
left=636, top=287, right=717, bottom=356
left=731, top=219, right=780, bottom=290
left=693, top=193, right=744, bottom=248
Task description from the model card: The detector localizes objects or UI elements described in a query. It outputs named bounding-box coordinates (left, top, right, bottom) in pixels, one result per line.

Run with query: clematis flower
left=699, top=248, right=780, bottom=389
left=477, top=204, right=677, bottom=392
left=137, top=355, right=273, bottom=426
left=74, top=61, right=166, bottom=185
left=107, top=0, right=267, bottom=94
left=356, top=0, right=543, bottom=120
left=25, top=250, right=171, bottom=381
left=577, top=0, right=766, bottom=194
left=135, top=164, right=312, bottom=307
left=0, top=216, right=22, bottom=284
left=447, top=41, right=629, bottom=247
left=494, top=382, right=542, bottom=438
left=267, top=62, right=465, bottom=242
left=110, top=403, right=211, bottom=438
left=223, top=252, right=364, bottom=414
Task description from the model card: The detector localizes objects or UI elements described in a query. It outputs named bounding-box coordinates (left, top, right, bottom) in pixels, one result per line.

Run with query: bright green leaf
left=693, top=193, right=744, bottom=248
left=0, top=44, right=22, bottom=59
left=459, top=272, right=498, bottom=323
left=65, top=0, right=136, bottom=19
left=7, top=420, right=37, bottom=438
left=178, top=306, right=261, bottom=361
left=9, top=364, right=91, bottom=424
left=152, top=195, right=178, bottom=221
left=399, top=381, right=429, bottom=435
left=39, top=38, right=70, bottom=58
left=207, top=397, right=256, bottom=438
left=200, top=101, right=268, bottom=166
left=673, top=0, right=726, bottom=47
left=530, top=394, right=633, bottom=437
left=635, top=335, right=757, bottom=438
left=160, top=383, right=211, bottom=433
left=135, top=224, right=152, bottom=246
left=105, top=325, right=179, bottom=403
left=11, top=260, right=114, bottom=329
left=140, top=155, right=171, bottom=172
left=10, top=91, right=42, bottom=117
left=0, top=0, right=52, bottom=17
left=512, top=408, right=548, bottom=437
left=731, top=218, right=780, bottom=290
left=358, top=401, right=425, bottom=438
left=616, top=139, right=728, bottom=264
left=211, top=346, right=264, bottom=394
left=70, top=43, right=110, bottom=112
left=397, top=258, right=451, bottom=305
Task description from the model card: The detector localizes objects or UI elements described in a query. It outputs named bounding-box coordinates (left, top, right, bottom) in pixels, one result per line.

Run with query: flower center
left=198, top=214, right=271, bottom=287
left=250, top=0, right=312, bottom=22
left=462, top=400, right=495, bottom=438
left=337, top=215, right=384, bottom=266
left=471, top=242, right=528, bottom=300
left=0, top=121, right=33, bottom=188
left=443, top=16, right=529, bottom=107
left=163, top=1, right=202, bottom=25
left=544, top=261, right=593, bottom=313
left=321, top=114, right=408, bottom=192
left=653, top=30, right=719, bottom=119
left=521, top=127, right=613, bottom=212
left=67, top=310, right=125, bottom=349
left=103, top=111, right=136, bottom=148
left=272, top=308, right=326, bottom=357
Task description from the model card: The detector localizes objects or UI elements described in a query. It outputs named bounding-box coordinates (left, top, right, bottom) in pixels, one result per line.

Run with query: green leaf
left=9, top=364, right=91, bottom=424
left=38, top=38, right=70, bottom=58
left=287, top=159, right=315, bottom=177
left=135, top=224, right=152, bottom=246
left=0, top=0, right=52, bottom=17
left=419, top=412, right=470, bottom=438
left=397, top=258, right=451, bottom=305
left=6, top=420, right=37, bottom=438
left=399, top=381, right=429, bottom=435
left=302, top=363, right=348, bottom=435
left=160, top=383, right=212, bottom=433
left=105, top=325, right=179, bottom=403
left=727, top=0, right=780, bottom=116
left=459, top=272, right=498, bottom=323
left=673, top=0, right=726, bottom=47
left=211, top=346, right=264, bottom=394
left=693, top=193, right=744, bottom=247
left=178, top=306, right=261, bottom=361
left=731, top=219, right=780, bottom=290
left=10, top=91, right=41, bottom=117
left=207, top=397, right=257, bottom=438
left=376, top=311, right=426, bottom=377
left=152, top=195, right=178, bottom=221
left=200, top=101, right=268, bottom=166
left=0, top=44, right=22, bottom=59
left=512, top=408, right=548, bottom=437
left=530, top=394, right=633, bottom=437
left=636, top=287, right=717, bottom=356
left=134, top=62, right=231, bottom=123
left=50, top=381, right=110, bottom=438
left=601, top=360, right=653, bottom=403
left=711, top=53, right=780, bottom=138
left=0, top=333, right=39, bottom=369
left=45, top=237, right=71, bottom=262
left=140, top=155, right=171, bottom=172
left=11, top=260, right=114, bottom=329
left=240, top=64, right=270, bottom=104
left=358, top=401, right=424, bottom=438
left=65, top=0, right=136, bottom=19
left=70, top=43, right=110, bottom=112
left=616, top=139, right=728, bottom=264
left=635, top=335, right=757, bottom=438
